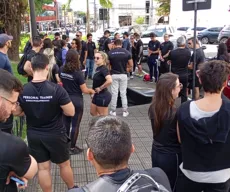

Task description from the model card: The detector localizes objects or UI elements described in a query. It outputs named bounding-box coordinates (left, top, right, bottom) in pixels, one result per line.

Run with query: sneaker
left=69, top=146, right=83, bottom=155
left=110, top=111, right=116, bottom=116
left=130, top=75, right=134, bottom=79
left=123, top=111, right=129, bottom=117
left=138, top=74, right=143, bottom=78
left=150, top=79, right=154, bottom=83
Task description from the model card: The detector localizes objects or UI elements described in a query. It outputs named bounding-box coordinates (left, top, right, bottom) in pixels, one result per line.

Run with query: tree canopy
left=155, top=0, right=170, bottom=16
left=67, top=0, right=112, bottom=8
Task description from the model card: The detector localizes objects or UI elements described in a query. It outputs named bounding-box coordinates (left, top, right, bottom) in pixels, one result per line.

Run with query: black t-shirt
left=108, top=48, right=132, bottom=74
left=191, top=48, right=205, bottom=70
left=51, top=64, right=59, bottom=83
left=0, top=131, right=31, bottom=192
left=19, top=81, right=71, bottom=135
left=26, top=50, right=37, bottom=82
left=148, top=40, right=160, bottom=57
left=0, top=114, right=13, bottom=130
left=93, top=65, right=109, bottom=89
left=74, top=168, right=172, bottom=192
left=169, top=48, right=191, bottom=75
left=160, top=41, right=174, bottom=57
left=87, top=41, right=96, bottom=59
left=104, top=38, right=112, bottom=54
left=60, top=68, right=85, bottom=97
left=136, top=39, right=143, bottom=58
left=80, top=41, right=88, bottom=62
left=148, top=105, right=181, bottom=154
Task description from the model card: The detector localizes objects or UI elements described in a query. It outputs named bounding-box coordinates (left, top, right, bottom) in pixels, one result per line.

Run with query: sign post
left=183, top=0, right=211, bottom=100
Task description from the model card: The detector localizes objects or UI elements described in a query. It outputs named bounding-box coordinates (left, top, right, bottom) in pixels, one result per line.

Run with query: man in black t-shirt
left=134, top=33, right=144, bottom=77
left=85, top=33, right=96, bottom=80
left=148, top=33, right=161, bottom=83
left=187, top=37, right=205, bottom=100
left=159, top=34, right=174, bottom=75
left=99, top=30, right=112, bottom=54
left=23, top=36, right=42, bottom=82
left=168, top=36, right=191, bottom=103
left=16, top=53, right=77, bottom=191
left=0, top=69, right=37, bottom=192
left=76, top=31, right=88, bottom=70
left=108, top=39, right=133, bottom=117
left=69, top=116, right=171, bottom=192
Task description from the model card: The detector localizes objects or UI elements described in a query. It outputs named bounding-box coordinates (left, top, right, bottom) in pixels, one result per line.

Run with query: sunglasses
left=94, top=56, right=101, bottom=60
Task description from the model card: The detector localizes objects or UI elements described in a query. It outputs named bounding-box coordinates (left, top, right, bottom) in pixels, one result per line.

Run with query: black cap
left=150, top=32, right=156, bottom=37
left=104, top=30, right=110, bottom=35
left=123, top=32, right=129, bottom=37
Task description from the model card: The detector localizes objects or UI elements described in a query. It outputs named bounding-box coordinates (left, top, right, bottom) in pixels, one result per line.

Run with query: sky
left=57, top=0, right=100, bottom=12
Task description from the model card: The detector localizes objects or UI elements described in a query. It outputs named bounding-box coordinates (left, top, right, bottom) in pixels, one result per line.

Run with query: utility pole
left=94, top=0, right=97, bottom=31
left=86, top=0, right=90, bottom=34
left=150, top=0, right=154, bottom=25
left=28, top=0, right=37, bottom=37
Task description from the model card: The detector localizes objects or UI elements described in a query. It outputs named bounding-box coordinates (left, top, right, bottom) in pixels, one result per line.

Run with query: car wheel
left=220, top=37, right=228, bottom=43
left=201, top=37, right=209, bottom=44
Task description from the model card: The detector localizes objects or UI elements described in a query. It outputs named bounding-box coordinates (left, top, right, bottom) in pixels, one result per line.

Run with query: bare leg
left=38, top=161, right=52, bottom=192
left=90, top=103, right=97, bottom=116
left=57, top=160, right=75, bottom=189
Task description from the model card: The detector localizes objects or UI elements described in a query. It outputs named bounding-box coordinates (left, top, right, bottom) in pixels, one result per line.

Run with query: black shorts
left=92, top=91, right=112, bottom=107
left=137, top=57, right=143, bottom=65
left=27, top=132, right=70, bottom=164
left=188, top=75, right=202, bottom=89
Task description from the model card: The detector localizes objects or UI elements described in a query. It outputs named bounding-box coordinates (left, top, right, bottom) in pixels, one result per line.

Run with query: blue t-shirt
left=0, top=52, right=12, bottom=74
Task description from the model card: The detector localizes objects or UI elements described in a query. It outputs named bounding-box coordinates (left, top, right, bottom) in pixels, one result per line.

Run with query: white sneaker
left=130, top=75, right=134, bottom=79
left=110, top=111, right=116, bottom=116
left=123, top=111, right=129, bottom=117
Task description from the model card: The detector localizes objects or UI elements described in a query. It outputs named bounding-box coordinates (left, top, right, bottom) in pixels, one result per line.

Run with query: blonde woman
left=43, top=48, right=61, bottom=84
left=90, top=51, right=112, bottom=116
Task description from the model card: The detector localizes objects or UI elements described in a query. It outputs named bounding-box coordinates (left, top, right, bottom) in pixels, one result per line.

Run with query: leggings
left=64, top=95, right=83, bottom=148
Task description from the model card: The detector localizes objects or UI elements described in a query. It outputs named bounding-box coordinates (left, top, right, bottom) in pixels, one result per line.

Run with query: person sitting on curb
left=69, top=116, right=172, bottom=192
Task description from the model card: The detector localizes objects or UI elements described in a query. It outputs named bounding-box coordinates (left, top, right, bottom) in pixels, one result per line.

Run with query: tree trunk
left=0, top=0, right=27, bottom=61
left=86, top=0, right=90, bottom=34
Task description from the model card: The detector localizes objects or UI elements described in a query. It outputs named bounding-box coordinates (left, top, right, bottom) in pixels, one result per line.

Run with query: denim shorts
left=92, top=91, right=112, bottom=107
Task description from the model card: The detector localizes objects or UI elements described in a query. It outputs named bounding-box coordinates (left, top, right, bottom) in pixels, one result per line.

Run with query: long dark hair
left=217, top=43, right=230, bottom=62
left=63, top=50, right=80, bottom=73
left=149, top=73, right=178, bottom=135
left=72, top=38, right=82, bottom=52
left=43, top=38, right=53, bottom=49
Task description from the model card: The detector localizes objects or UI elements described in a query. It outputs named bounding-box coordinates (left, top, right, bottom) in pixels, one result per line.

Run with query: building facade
left=109, top=0, right=159, bottom=28
left=170, top=0, right=230, bottom=27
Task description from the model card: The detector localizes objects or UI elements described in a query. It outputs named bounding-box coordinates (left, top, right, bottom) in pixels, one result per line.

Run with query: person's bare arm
left=80, top=83, right=95, bottom=94
left=13, top=106, right=24, bottom=116
left=127, top=59, right=133, bottom=70
left=163, top=50, right=171, bottom=58
left=83, top=51, right=88, bottom=65
left=55, top=74, right=61, bottom=83
left=23, top=61, right=33, bottom=76
left=177, top=122, right=181, bottom=143
left=61, top=102, right=75, bottom=116
left=188, top=62, right=193, bottom=70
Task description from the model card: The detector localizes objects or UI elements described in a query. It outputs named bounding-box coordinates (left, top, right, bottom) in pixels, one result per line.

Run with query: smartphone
left=10, top=177, right=25, bottom=186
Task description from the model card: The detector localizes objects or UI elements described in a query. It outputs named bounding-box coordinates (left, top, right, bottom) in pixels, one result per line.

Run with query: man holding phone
left=0, top=69, right=38, bottom=191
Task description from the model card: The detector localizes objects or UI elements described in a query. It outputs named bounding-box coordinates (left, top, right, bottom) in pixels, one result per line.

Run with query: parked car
left=114, top=25, right=143, bottom=37
left=141, top=26, right=178, bottom=57
left=218, top=25, right=230, bottom=43
left=49, top=28, right=65, bottom=35
left=176, top=27, right=190, bottom=35
left=185, top=27, right=207, bottom=39
left=197, top=27, right=223, bottom=44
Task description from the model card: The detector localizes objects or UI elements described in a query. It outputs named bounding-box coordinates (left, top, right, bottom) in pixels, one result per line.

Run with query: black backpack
left=17, top=54, right=28, bottom=76
left=80, top=170, right=170, bottom=192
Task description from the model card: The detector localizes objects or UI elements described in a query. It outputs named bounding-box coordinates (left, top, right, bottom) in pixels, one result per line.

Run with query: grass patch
left=11, top=62, right=27, bottom=139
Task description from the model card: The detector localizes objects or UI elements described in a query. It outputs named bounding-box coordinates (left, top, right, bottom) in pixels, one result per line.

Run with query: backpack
left=17, top=54, right=28, bottom=76
left=79, top=170, right=170, bottom=192
left=98, top=36, right=107, bottom=51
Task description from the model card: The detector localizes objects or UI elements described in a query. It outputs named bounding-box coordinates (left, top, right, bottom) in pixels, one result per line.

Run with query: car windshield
left=141, top=28, right=166, bottom=37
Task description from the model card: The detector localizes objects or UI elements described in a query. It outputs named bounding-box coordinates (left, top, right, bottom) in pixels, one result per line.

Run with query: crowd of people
left=0, top=28, right=230, bottom=192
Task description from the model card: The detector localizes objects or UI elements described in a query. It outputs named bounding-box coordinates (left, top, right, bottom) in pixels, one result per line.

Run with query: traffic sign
left=183, top=0, right=211, bottom=11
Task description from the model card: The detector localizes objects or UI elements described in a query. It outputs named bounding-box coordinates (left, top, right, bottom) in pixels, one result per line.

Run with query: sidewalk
left=26, top=77, right=155, bottom=192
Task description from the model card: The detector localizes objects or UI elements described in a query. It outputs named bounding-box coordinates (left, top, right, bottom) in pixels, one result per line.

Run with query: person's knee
left=58, top=160, right=71, bottom=168
left=38, top=161, right=51, bottom=171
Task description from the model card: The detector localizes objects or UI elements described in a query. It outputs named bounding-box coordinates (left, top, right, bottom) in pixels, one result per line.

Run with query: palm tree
left=67, top=0, right=112, bottom=33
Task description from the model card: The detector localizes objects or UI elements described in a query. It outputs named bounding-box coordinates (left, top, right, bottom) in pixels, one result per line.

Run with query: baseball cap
left=123, top=32, right=129, bottom=37
left=0, top=34, right=13, bottom=45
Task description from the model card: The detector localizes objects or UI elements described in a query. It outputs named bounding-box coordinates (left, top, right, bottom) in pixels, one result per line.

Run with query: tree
left=0, top=0, right=53, bottom=61
left=155, top=0, right=170, bottom=16
left=67, top=0, right=112, bottom=33
left=135, top=16, right=145, bottom=25
left=76, top=11, right=86, bottom=18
